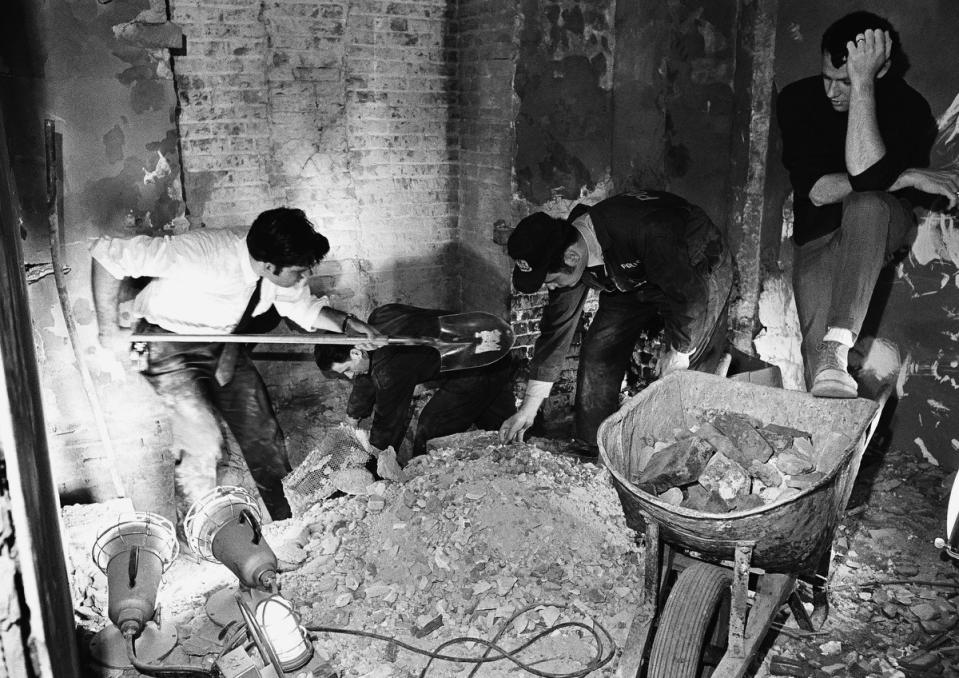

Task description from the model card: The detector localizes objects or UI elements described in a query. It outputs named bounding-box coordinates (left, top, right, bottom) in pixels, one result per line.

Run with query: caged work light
left=87, top=512, right=179, bottom=669
left=185, top=486, right=313, bottom=674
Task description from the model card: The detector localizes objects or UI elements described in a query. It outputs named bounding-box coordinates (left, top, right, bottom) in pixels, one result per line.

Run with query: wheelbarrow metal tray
left=597, top=371, right=883, bottom=574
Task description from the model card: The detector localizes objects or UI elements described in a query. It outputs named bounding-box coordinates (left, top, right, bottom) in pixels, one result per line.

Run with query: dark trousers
left=793, top=191, right=914, bottom=388
left=575, top=255, right=732, bottom=446
left=137, top=322, right=292, bottom=520
left=411, top=361, right=517, bottom=457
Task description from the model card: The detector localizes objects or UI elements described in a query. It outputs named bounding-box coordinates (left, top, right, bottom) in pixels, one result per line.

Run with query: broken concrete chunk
left=377, top=447, right=407, bottom=483
left=814, top=431, right=854, bottom=473
left=784, top=471, right=825, bottom=490
left=727, top=493, right=764, bottom=511
left=699, top=453, right=751, bottom=502
left=773, top=452, right=815, bottom=475
left=694, top=421, right=752, bottom=469
left=681, top=484, right=730, bottom=512
left=758, top=423, right=813, bottom=452
left=634, top=437, right=715, bottom=494
left=748, top=460, right=783, bottom=487
left=331, top=468, right=374, bottom=495
left=413, top=614, right=444, bottom=638
left=710, top=412, right=774, bottom=463
left=657, top=487, right=684, bottom=506
left=793, top=436, right=815, bottom=458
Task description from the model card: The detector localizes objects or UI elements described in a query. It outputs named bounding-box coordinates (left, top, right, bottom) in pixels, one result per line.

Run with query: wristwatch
left=341, top=312, right=357, bottom=332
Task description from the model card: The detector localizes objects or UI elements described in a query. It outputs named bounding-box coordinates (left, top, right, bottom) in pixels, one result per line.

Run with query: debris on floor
left=66, top=422, right=959, bottom=678
left=69, top=431, right=641, bottom=677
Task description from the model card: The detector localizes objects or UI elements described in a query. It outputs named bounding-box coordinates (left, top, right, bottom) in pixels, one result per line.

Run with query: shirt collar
left=571, top=213, right=604, bottom=267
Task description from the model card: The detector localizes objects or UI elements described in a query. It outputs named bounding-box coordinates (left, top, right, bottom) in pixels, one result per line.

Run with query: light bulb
left=253, top=594, right=313, bottom=670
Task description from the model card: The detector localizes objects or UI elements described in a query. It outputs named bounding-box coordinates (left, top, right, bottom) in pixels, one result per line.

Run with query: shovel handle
left=129, top=333, right=443, bottom=346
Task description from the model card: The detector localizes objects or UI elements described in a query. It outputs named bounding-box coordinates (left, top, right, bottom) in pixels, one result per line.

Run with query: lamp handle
left=128, top=545, right=139, bottom=588
left=239, top=508, right=263, bottom=546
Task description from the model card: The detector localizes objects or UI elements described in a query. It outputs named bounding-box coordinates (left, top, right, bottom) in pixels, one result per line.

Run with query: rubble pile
left=767, top=444, right=959, bottom=677
left=628, top=410, right=851, bottom=513
left=278, top=432, right=644, bottom=677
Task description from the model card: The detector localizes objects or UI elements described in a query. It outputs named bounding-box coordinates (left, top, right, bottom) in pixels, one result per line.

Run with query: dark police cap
left=506, top=212, right=571, bottom=293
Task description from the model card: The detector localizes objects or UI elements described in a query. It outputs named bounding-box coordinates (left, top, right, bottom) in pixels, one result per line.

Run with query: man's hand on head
left=845, top=28, right=892, bottom=87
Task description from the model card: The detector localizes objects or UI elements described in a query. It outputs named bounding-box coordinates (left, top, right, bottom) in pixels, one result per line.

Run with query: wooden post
left=0, top=113, right=81, bottom=674
left=726, top=0, right=780, bottom=351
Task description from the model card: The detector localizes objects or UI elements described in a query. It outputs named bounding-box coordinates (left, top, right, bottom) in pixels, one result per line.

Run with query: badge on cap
left=515, top=259, right=532, bottom=272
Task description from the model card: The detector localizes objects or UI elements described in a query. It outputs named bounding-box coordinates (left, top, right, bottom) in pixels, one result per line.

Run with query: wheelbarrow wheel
left=647, top=562, right=731, bottom=678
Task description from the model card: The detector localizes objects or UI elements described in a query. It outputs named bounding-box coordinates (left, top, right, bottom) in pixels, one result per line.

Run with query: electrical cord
left=306, top=603, right=616, bottom=678
left=123, top=632, right=215, bottom=678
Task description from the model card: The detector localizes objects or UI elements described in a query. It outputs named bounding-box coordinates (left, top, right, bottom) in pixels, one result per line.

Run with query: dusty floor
left=65, top=390, right=959, bottom=678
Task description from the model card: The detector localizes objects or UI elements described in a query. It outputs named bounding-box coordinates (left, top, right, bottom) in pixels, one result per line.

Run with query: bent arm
left=91, top=258, right=123, bottom=341
left=845, top=80, right=885, bottom=177
left=845, top=29, right=890, bottom=176
left=808, top=173, right=853, bottom=206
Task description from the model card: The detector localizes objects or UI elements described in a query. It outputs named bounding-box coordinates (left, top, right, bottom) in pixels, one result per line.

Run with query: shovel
left=129, top=311, right=515, bottom=372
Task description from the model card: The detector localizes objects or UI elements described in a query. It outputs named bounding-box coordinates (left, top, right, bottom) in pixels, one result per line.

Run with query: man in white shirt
left=91, top=207, right=383, bottom=522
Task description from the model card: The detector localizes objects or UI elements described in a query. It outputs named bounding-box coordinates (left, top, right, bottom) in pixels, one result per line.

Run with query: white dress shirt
left=90, top=227, right=329, bottom=334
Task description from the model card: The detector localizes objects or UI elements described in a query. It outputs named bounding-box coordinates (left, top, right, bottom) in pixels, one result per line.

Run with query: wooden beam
left=0, top=108, right=81, bottom=676
left=726, top=0, right=779, bottom=352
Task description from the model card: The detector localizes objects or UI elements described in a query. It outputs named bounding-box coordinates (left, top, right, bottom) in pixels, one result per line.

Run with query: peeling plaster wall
left=611, top=1, right=737, bottom=227
left=508, top=0, right=615, bottom=419
left=765, top=1, right=959, bottom=468
left=2, top=0, right=184, bottom=503
left=507, top=0, right=740, bottom=421
left=514, top=0, right=614, bottom=205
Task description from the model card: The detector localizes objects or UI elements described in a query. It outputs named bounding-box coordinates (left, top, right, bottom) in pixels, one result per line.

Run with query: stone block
left=634, top=437, right=715, bottom=495
left=699, top=452, right=751, bottom=503
left=710, top=412, right=773, bottom=463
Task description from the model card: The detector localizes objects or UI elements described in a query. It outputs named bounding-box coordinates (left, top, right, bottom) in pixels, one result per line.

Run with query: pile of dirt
left=282, top=432, right=644, bottom=676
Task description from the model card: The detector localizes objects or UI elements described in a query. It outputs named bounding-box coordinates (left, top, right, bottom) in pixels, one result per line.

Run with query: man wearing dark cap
left=499, top=189, right=733, bottom=454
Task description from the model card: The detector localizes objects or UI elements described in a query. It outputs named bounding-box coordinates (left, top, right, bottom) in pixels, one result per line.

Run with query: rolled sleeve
left=849, top=154, right=909, bottom=192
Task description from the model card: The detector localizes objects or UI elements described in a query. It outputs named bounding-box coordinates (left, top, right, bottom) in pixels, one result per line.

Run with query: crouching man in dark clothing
left=500, top=189, right=733, bottom=455
left=314, top=304, right=517, bottom=463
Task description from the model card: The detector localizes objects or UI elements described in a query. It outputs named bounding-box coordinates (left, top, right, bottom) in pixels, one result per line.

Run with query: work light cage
left=90, top=512, right=179, bottom=574
left=183, top=485, right=260, bottom=562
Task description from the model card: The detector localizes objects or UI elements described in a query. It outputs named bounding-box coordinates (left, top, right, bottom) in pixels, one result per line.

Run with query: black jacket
left=347, top=304, right=511, bottom=452
left=529, top=190, right=729, bottom=382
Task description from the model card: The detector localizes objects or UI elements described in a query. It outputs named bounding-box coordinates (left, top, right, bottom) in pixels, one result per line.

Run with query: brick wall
left=170, top=0, right=458, bottom=322
left=454, top=0, right=519, bottom=315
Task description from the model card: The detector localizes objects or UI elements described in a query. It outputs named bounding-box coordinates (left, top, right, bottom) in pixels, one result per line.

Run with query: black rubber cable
left=306, top=603, right=616, bottom=678
left=124, top=634, right=214, bottom=678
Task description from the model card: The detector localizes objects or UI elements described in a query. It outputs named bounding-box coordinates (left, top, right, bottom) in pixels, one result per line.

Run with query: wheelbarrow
left=597, top=371, right=888, bottom=678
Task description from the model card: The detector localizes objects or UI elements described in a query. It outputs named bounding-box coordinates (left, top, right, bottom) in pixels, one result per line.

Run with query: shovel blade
left=434, top=312, right=515, bottom=372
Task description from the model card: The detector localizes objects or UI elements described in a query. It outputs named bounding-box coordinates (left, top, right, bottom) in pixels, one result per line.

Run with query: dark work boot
left=811, top=340, right=857, bottom=399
